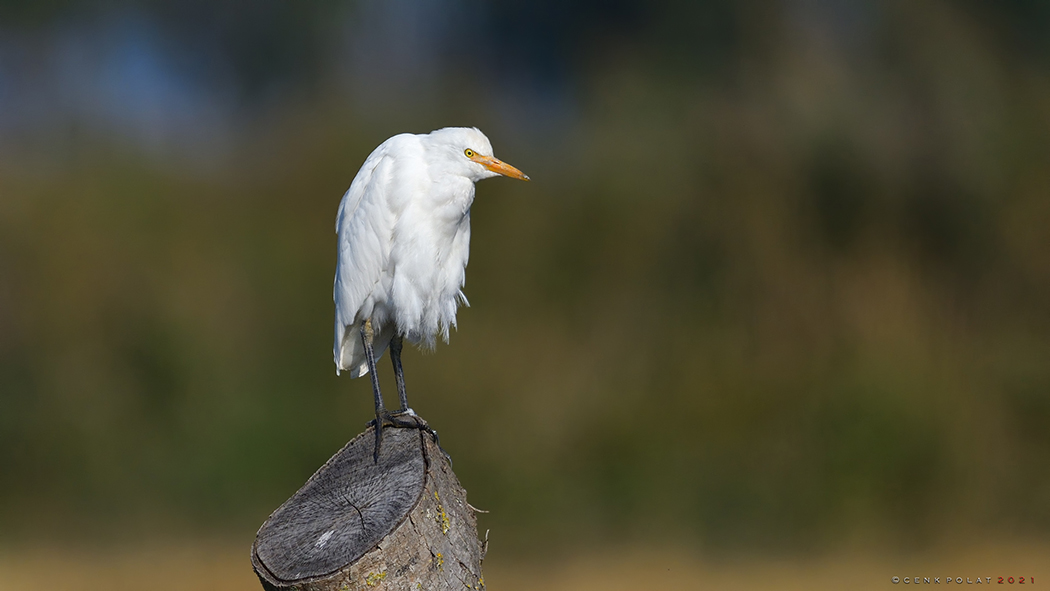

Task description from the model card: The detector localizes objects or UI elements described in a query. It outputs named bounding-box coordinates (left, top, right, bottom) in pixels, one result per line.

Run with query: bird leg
left=361, top=318, right=388, bottom=462
left=386, top=332, right=447, bottom=459
left=361, top=320, right=433, bottom=462
left=390, top=334, right=410, bottom=413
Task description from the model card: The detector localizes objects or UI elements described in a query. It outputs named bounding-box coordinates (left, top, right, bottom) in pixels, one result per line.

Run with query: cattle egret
left=333, top=127, right=529, bottom=460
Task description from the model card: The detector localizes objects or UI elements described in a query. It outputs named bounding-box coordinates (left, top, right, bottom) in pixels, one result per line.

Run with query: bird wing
left=333, top=139, right=402, bottom=376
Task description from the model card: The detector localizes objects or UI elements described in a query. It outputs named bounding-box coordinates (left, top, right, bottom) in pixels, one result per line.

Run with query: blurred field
left=1, top=0, right=1049, bottom=573
left=2, top=540, right=1048, bottom=591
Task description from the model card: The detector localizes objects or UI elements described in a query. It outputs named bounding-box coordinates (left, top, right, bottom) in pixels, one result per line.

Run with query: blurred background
left=1, top=0, right=1049, bottom=589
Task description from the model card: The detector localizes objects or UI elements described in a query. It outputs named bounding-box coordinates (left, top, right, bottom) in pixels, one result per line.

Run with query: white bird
left=333, top=127, right=529, bottom=460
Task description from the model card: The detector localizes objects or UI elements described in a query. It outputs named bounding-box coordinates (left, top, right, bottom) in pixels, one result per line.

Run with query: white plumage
left=333, top=127, right=528, bottom=379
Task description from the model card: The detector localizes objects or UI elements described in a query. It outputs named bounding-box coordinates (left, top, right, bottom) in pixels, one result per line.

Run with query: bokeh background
left=2, top=1, right=1049, bottom=589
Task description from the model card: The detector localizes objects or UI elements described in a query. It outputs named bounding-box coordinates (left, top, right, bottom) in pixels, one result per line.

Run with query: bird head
left=427, top=127, right=530, bottom=183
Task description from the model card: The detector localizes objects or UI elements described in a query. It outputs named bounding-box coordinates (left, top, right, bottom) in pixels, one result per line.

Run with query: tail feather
left=336, top=320, right=395, bottom=378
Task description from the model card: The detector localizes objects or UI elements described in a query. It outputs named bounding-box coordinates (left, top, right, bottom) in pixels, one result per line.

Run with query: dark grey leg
left=390, top=334, right=410, bottom=412
left=361, top=319, right=386, bottom=462
left=362, top=324, right=448, bottom=464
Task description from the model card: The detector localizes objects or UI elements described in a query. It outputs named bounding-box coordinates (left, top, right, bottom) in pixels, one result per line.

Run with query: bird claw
left=369, top=409, right=450, bottom=465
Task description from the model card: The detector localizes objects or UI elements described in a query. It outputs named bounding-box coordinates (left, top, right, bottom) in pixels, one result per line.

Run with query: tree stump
left=252, top=425, right=486, bottom=591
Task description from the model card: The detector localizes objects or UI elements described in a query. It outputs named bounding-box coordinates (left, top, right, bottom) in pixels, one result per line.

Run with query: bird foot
left=369, top=408, right=448, bottom=464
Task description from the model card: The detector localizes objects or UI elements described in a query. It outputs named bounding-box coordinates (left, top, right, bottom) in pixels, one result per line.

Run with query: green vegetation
left=0, top=1, right=1048, bottom=556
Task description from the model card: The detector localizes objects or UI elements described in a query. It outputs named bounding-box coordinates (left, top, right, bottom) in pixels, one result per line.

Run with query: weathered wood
left=252, top=425, right=485, bottom=591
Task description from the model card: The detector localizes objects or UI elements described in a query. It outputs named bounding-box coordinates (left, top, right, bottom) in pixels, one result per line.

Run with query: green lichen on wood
left=433, top=491, right=450, bottom=534
left=364, top=571, right=387, bottom=587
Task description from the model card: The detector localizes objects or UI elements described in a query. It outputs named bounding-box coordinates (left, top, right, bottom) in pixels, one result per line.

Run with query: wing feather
left=333, top=138, right=403, bottom=376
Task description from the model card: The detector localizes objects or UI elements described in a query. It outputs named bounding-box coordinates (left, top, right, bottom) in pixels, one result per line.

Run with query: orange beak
left=470, top=154, right=530, bottom=181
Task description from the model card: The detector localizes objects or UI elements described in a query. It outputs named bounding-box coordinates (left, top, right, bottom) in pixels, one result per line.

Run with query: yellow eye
left=464, top=148, right=475, bottom=158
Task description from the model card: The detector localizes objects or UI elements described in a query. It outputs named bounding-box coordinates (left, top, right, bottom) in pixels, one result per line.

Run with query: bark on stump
left=252, top=426, right=485, bottom=591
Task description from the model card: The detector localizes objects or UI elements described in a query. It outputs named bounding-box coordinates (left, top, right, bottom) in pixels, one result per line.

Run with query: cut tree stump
left=252, top=425, right=486, bottom=591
